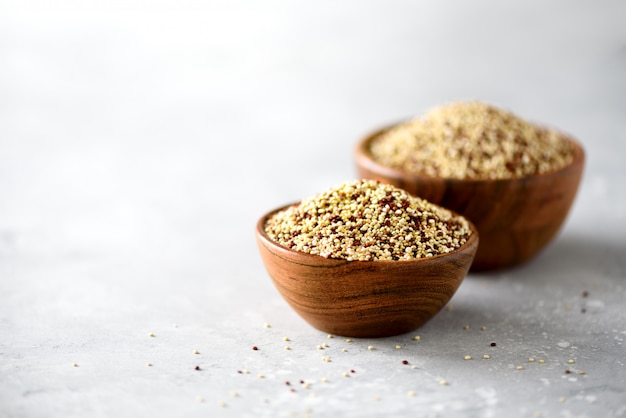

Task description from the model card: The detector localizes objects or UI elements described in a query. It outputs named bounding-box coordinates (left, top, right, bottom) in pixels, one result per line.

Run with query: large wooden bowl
left=355, top=125, right=585, bottom=271
left=256, top=206, right=479, bottom=338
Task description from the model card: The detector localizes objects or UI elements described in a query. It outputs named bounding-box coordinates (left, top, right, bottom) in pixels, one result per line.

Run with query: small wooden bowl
left=355, top=124, right=585, bottom=271
left=256, top=206, right=479, bottom=338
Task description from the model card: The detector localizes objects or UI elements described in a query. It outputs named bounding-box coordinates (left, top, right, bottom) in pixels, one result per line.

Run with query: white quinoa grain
left=370, top=101, right=574, bottom=180
left=264, top=180, right=471, bottom=261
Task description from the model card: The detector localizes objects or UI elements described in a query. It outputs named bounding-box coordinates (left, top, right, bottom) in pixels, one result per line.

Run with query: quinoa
left=369, top=101, right=575, bottom=180
left=264, top=179, right=472, bottom=261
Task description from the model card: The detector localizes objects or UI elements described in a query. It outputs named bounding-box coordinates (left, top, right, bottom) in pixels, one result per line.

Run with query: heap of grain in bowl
left=369, top=101, right=575, bottom=180
left=264, top=179, right=472, bottom=261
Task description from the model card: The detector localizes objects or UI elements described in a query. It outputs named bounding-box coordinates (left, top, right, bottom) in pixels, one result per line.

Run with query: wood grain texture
left=355, top=124, right=585, bottom=271
left=256, top=207, right=479, bottom=338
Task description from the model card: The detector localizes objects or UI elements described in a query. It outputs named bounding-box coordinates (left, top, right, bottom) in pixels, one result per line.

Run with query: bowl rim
left=355, top=122, right=586, bottom=185
left=256, top=202, right=480, bottom=267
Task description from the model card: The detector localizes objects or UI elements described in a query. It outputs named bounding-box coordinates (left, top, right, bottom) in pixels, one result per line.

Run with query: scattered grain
left=413, top=336, right=421, bottom=341
left=148, top=332, right=155, bottom=337
left=395, top=345, right=402, bottom=350
left=367, top=345, right=375, bottom=351
left=193, top=350, right=199, bottom=355
left=464, top=355, right=472, bottom=360
left=408, top=390, right=416, bottom=397
left=567, top=359, right=575, bottom=364
left=483, top=355, right=490, bottom=360
left=516, top=365, right=524, bottom=370
left=528, top=357, right=535, bottom=363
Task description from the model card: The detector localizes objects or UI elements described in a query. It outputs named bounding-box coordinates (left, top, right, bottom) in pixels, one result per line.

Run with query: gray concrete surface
left=1, top=1, right=625, bottom=417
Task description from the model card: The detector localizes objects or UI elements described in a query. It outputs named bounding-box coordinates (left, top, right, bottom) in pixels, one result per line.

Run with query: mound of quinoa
left=264, top=180, right=472, bottom=261
left=369, top=101, right=575, bottom=180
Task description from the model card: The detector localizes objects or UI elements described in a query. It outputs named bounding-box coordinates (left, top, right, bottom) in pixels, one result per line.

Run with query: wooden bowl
left=256, top=206, right=479, bottom=338
left=355, top=124, right=585, bottom=271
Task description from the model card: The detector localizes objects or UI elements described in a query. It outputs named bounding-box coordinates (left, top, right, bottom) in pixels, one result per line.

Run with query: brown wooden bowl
left=256, top=206, right=479, bottom=338
left=355, top=124, right=585, bottom=271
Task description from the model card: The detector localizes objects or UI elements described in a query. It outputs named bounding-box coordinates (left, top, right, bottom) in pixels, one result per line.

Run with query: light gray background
left=1, top=1, right=625, bottom=417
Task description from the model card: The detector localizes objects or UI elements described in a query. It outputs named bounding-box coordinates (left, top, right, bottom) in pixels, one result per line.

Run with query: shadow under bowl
left=355, top=124, right=585, bottom=271
left=256, top=206, right=479, bottom=338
